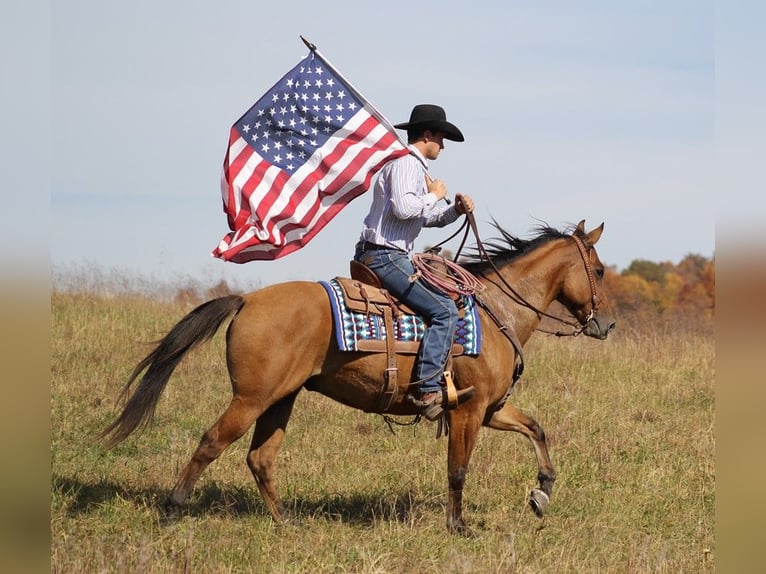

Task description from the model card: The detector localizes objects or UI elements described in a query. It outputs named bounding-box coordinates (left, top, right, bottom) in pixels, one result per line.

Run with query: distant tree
left=676, top=253, right=709, bottom=283
left=622, top=260, right=669, bottom=285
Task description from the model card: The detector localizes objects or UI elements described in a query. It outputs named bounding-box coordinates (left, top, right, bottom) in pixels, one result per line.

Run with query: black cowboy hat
left=394, top=104, right=465, bottom=142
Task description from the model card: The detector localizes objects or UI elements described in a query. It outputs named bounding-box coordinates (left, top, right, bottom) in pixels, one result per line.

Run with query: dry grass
left=51, top=289, right=714, bottom=573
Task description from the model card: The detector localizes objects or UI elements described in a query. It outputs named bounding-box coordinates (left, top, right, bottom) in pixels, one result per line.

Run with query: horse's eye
left=595, top=267, right=604, bottom=279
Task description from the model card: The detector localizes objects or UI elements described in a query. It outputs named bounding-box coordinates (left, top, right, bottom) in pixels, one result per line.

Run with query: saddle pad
left=320, top=279, right=482, bottom=355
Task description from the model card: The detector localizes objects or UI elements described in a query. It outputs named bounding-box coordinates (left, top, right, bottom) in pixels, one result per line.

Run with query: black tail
left=100, top=295, right=245, bottom=448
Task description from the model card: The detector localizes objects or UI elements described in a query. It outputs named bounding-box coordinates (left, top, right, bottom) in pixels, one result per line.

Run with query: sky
left=29, top=0, right=755, bottom=288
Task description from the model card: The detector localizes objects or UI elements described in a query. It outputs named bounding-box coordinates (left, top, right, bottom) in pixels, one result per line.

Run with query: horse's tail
left=100, top=295, right=245, bottom=448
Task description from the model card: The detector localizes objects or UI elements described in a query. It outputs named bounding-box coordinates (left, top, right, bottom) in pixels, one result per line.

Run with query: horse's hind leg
left=167, top=397, right=261, bottom=510
left=246, top=391, right=299, bottom=523
left=485, top=402, right=556, bottom=517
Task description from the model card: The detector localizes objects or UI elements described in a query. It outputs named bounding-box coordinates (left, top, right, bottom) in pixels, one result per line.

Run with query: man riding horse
left=353, top=104, right=476, bottom=421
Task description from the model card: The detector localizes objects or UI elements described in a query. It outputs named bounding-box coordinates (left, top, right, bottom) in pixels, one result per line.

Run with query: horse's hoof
left=448, top=520, right=477, bottom=538
left=161, top=498, right=184, bottom=522
left=528, top=488, right=549, bottom=518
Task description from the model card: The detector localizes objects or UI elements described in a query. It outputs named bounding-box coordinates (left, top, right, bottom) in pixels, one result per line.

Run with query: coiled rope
left=411, top=252, right=485, bottom=296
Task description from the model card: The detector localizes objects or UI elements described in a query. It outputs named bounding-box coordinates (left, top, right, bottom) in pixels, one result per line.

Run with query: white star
left=312, top=93, right=321, bottom=101
left=310, top=139, right=317, bottom=146
left=251, top=133, right=258, bottom=142
left=257, top=109, right=265, bottom=116
left=324, top=104, right=331, bottom=112
left=325, top=125, right=333, bottom=133
left=325, top=91, right=333, bottom=100
left=277, top=120, right=285, bottom=128
left=254, top=121, right=262, bottom=129
left=269, top=107, right=277, bottom=116
left=311, top=127, right=318, bottom=136
left=280, top=106, right=287, bottom=115
left=287, top=79, right=294, bottom=88
left=335, top=115, right=343, bottom=122
left=271, top=94, right=279, bottom=103
left=274, top=154, right=282, bottom=163
left=348, top=102, right=358, bottom=111
left=327, top=78, right=334, bottom=87
left=242, top=124, right=251, bottom=132
left=274, top=141, right=282, bottom=150
left=337, top=90, right=346, bottom=99
left=299, top=150, right=307, bottom=159
left=286, top=164, right=294, bottom=171
left=261, top=143, right=270, bottom=153
left=286, top=152, right=294, bottom=160
left=303, top=80, right=311, bottom=88
left=336, top=103, right=344, bottom=111
left=324, top=114, right=332, bottom=123
left=289, top=118, right=297, bottom=128
left=315, top=66, right=323, bottom=75
left=315, top=79, right=323, bottom=87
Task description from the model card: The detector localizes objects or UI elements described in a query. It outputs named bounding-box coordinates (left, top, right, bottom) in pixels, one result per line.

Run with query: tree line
left=604, top=253, right=714, bottom=321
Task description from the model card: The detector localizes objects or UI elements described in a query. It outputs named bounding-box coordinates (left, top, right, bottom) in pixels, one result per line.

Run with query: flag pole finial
left=300, top=36, right=317, bottom=52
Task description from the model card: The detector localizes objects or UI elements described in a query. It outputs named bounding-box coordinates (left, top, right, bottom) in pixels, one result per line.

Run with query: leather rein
left=430, top=200, right=602, bottom=341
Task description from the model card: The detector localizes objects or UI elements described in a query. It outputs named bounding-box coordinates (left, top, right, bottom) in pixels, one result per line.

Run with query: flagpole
left=298, top=36, right=409, bottom=149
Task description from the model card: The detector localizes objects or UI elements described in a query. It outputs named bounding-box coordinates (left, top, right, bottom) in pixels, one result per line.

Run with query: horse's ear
left=575, top=220, right=586, bottom=234
left=585, top=222, right=605, bottom=246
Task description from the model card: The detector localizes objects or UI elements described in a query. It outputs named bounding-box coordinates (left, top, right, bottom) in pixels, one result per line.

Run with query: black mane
left=460, top=220, right=573, bottom=272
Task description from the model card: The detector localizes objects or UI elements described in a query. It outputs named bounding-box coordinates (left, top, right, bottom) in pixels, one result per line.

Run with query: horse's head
left=557, top=220, right=616, bottom=340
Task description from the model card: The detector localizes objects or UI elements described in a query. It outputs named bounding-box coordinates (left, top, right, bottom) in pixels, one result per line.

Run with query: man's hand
left=455, top=194, right=475, bottom=214
left=427, top=178, right=448, bottom=200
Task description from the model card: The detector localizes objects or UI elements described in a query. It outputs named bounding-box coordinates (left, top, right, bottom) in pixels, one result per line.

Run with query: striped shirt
left=359, top=145, right=460, bottom=253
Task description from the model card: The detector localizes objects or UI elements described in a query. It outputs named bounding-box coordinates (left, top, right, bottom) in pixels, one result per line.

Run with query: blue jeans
left=354, top=242, right=458, bottom=394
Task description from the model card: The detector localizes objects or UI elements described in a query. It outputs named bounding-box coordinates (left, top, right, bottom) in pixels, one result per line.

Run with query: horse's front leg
left=446, top=409, right=484, bottom=536
left=485, top=401, right=556, bottom=518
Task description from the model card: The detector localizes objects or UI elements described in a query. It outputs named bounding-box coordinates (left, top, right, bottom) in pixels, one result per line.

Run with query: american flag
left=212, top=49, right=408, bottom=263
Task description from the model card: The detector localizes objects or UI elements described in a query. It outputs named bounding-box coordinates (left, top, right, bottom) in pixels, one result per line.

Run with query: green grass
left=51, top=292, right=714, bottom=573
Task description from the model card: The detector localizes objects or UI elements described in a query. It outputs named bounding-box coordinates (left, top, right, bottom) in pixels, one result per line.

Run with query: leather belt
left=360, top=241, right=396, bottom=252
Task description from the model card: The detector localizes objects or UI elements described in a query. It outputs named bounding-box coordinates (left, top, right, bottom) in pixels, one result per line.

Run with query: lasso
left=411, top=252, right=485, bottom=297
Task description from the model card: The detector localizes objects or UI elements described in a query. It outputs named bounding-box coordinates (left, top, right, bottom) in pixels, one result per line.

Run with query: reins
left=420, top=198, right=601, bottom=338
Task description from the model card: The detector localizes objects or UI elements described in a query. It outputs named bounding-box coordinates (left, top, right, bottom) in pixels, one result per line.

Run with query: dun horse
left=102, top=219, right=615, bottom=534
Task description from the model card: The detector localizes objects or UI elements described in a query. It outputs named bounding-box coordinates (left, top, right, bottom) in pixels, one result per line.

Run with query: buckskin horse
left=101, top=219, right=615, bottom=535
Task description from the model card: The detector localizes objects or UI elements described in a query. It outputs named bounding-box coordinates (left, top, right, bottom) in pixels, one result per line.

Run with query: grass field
left=51, top=290, right=714, bottom=573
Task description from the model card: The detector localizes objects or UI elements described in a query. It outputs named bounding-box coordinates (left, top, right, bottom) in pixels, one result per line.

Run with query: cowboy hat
left=394, top=104, right=465, bottom=142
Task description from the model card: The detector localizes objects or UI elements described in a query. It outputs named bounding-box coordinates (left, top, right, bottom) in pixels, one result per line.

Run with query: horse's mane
left=460, top=219, right=573, bottom=272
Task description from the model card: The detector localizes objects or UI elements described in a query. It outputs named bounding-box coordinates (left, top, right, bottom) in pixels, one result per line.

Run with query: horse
left=101, top=219, right=615, bottom=535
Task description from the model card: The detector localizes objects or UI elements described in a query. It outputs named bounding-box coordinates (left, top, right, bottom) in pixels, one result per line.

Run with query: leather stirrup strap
left=378, top=305, right=398, bottom=411
left=443, top=370, right=458, bottom=409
